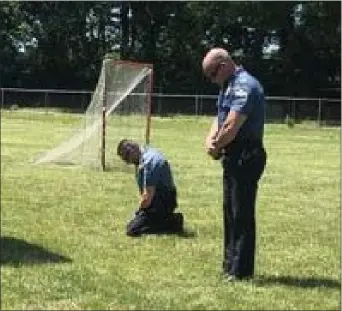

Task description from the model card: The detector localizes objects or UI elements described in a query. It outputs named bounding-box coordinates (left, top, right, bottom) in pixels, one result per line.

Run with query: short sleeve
left=230, top=82, right=253, bottom=115
left=142, top=161, right=157, bottom=188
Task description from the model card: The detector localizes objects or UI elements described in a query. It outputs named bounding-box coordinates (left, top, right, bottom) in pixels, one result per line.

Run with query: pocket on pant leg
left=239, top=148, right=266, bottom=181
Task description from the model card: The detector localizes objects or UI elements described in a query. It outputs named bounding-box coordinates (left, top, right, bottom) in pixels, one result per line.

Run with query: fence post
left=292, top=99, right=296, bottom=123
left=44, top=91, right=48, bottom=114
left=157, top=91, right=162, bottom=116
left=1, top=88, right=4, bottom=109
left=199, top=95, right=203, bottom=115
left=195, top=94, right=199, bottom=115
left=317, top=98, right=322, bottom=127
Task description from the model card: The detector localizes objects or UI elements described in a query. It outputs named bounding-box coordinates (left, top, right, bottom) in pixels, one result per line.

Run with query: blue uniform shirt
left=136, top=147, right=176, bottom=194
left=217, top=67, right=265, bottom=140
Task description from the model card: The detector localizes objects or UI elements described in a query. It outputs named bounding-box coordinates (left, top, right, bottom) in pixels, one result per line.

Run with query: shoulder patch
left=232, top=87, right=248, bottom=99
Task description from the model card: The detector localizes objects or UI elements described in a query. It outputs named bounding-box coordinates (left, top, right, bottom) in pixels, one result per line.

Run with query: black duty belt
left=222, top=137, right=263, bottom=154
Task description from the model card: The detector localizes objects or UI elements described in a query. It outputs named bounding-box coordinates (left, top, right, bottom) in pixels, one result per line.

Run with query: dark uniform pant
left=222, top=139, right=267, bottom=278
left=126, top=188, right=179, bottom=236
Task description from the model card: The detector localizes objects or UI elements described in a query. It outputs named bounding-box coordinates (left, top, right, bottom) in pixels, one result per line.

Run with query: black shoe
left=222, top=273, right=253, bottom=282
left=222, top=274, right=238, bottom=282
left=170, top=212, right=184, bottom=233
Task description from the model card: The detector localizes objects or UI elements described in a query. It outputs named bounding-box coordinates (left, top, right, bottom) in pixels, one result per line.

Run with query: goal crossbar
left=33, top=59, right=154, bottom=170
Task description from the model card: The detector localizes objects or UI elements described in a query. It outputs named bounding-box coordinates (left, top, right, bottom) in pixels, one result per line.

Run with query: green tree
left=0, top=2, right=24, bottom=87
left=19, top=2, right=120, bottom=88
left=1, top=1, right=340, bottom=99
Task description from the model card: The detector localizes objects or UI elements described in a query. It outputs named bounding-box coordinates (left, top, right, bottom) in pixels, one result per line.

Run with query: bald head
left=202, top=48, right=230, bottom=69
left=202, top=47, right=235, bottom=84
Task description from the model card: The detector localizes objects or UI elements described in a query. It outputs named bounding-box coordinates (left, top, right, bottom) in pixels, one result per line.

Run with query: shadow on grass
left=131, top=228, right=197, bottom=239
left=1, top=236, right=72, bottom=267
left=171, top=228, right=197, bottom=238
left=255, top=274, right=340, bottom=289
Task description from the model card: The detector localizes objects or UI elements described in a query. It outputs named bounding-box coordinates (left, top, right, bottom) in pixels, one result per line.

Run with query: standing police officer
left=202, top=48, right=267, bottom=281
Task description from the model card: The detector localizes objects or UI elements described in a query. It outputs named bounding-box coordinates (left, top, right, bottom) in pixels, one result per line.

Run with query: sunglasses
left=207, top=62, right=223, bottom=79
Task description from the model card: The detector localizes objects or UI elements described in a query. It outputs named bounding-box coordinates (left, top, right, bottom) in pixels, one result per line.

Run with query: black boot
left=169, top=212, right=184, bottom=233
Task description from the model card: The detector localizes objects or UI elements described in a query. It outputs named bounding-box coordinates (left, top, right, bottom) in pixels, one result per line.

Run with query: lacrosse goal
left=34, top=59, right=153, bottom=170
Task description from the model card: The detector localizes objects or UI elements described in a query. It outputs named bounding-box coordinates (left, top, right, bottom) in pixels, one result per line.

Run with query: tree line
left=0, top=1, right=340, bottom=98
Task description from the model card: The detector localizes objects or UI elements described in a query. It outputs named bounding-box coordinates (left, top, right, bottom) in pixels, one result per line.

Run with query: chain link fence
left=1, top=87, right=340, bottom=126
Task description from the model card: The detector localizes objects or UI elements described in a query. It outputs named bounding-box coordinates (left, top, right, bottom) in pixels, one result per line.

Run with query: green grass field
left=1, top=110, right=340, bottom=310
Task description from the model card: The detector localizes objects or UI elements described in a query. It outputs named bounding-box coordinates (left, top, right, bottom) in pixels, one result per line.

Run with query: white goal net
left=34, top=59, right=153, bottom=170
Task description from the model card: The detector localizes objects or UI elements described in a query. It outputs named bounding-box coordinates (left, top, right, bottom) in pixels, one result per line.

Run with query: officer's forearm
left=214, top=124, right=237, bottom=149
left=139, top=195, right=152, bottom=209
left=206, top=118, right=219, bottom=142
left=139, top=187, right=155, bottom=209
left=214, top=111, right=247, bottom=149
